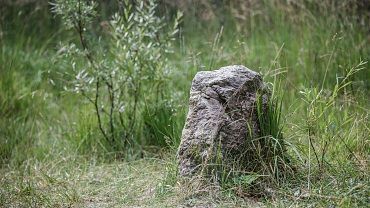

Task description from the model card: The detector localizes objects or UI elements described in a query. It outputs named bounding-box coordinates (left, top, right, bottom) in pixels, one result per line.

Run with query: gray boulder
left=177, top=65, right=269, bottom=177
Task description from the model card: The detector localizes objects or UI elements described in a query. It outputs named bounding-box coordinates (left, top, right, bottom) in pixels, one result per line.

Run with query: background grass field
left=0, top=0, right=369, bottom=207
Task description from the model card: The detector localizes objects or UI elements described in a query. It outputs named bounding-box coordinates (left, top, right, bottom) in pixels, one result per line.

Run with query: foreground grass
left=1, top=154, right=368, bottom=207
left=0, top=155, right=262, bottom=207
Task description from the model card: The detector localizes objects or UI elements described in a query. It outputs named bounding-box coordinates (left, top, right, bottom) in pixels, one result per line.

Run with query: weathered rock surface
left=177, top=65, right=268, bottom=177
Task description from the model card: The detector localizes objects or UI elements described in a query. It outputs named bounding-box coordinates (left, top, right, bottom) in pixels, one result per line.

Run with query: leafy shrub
left=52, top=0, right=182, bottom=152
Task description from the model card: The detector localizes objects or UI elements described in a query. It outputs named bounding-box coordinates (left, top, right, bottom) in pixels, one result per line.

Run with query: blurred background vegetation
left=0, top=0, right=369, bottom=207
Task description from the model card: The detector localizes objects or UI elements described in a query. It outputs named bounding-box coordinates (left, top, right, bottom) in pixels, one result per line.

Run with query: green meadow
left=0, top=0, right=369, bottom=207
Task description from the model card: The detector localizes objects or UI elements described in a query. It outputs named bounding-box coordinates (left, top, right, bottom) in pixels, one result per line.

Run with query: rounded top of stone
left=192, top=65, right=261, bottom=91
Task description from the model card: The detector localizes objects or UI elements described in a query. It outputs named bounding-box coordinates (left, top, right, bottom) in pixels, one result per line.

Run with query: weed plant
left=51, top=0, right=182, bottom=153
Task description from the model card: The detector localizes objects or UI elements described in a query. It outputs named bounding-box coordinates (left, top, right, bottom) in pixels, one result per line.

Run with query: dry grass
left=0, top=156, right=264, bottom=207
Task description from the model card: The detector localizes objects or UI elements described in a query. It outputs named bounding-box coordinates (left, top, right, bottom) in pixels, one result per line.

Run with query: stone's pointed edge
left=178, top=65, right=268, bottom=177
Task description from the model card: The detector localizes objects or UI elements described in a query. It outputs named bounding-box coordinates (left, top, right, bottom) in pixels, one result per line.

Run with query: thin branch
left=107, top=74, right=116, bottom=142
left=81, top=89, right=109, bottom=115
left=75, top=0, right=108, bottom=142
left=95, top=77, right=109, bottom=141
left=308, top=128, right=321, bottom=168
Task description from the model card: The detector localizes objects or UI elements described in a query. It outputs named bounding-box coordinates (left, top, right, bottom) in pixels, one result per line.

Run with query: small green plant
left=142, top=99, right=184, bottom=148
left=255, top=78, right=289, bottom=179
left=156, top=154, right=178, bottom=196
left=299, top=60, right=366, bottom=190
left=52, top=0, right=182, bottom=152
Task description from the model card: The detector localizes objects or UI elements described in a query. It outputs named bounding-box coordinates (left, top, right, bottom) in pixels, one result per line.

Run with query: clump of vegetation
left=51, top=0, right=182, bottom=152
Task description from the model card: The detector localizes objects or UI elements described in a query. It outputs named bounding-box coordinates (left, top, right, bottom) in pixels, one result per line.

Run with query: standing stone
left=177, top=65, right=269, bottom=177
